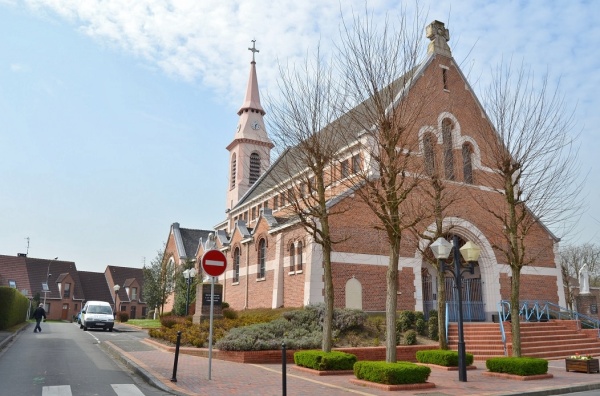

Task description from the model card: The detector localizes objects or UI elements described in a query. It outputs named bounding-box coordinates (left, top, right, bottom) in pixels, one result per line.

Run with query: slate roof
left=24, top=257, right=85, bottom=302
left=0, top=255, right=31, bottom=296
left=106, top=265, right=145, bottom=303
left=78, top=270, right=113, bottom=303
left=179, top=227, right=212, bottom=258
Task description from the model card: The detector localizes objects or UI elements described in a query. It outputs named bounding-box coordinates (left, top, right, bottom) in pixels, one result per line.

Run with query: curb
left=99, top=340, right=185, bottom=396
left=496, top=382, right=600, bottom=396
left=0, top=323, right=30, bottom=353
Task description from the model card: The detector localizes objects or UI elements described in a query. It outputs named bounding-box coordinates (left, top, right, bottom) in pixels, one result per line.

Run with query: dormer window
left=131, top=287, right=137, bottom=301
left=8, top=280, right=16, bottom=288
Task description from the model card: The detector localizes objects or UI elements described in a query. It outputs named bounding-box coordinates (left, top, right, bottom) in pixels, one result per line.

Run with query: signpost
left=201, top=249, right=227, bottom=380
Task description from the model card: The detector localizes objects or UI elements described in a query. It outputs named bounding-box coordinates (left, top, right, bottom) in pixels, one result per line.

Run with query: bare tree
left=335, top=8, right=431, bottom=362
left=266, top=47, right=348, bottom=352
left=560, top=243, right=600, bottom=311
left=477, top=61, right=583, bottom=356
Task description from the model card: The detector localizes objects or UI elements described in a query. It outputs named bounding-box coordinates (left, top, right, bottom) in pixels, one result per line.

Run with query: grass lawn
left=125, top=319, right=161, bottom=328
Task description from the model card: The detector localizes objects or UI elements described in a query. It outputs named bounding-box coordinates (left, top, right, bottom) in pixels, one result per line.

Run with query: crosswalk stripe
left=41, top=384, right=144, bottom=396
left=112, top=384, right=145, bottom=396
left=42, top=385, right=72, bottom=396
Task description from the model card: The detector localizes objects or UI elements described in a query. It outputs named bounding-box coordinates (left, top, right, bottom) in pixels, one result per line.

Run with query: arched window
left=233, top=247, right=240, bottom=283
left=249, top=152, right=261, bottom=185
left=289, top=243, right=295, bottom=272
left=462, top=143, right=474, bottom=184
left=258, top=239, right=266, bottom=278
left=230, top=153, right=236, bottom=189
left=442, top=119, right=455, bottom=180
left=423, top=133, right=437, bottom=176
left=297, top=241, right=303, bottom=271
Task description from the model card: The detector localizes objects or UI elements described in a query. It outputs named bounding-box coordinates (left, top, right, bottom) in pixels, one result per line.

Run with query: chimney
left=17, top=253, right=27, bottom=257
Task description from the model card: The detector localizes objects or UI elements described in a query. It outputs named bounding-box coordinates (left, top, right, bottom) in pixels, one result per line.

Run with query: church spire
left=238, top=40, right=265, bottom=116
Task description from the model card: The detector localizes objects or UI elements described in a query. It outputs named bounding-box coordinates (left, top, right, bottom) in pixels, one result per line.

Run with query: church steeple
left=226, top=40, right=273, bottom=212
left=238, top=40, right=265, bottom=116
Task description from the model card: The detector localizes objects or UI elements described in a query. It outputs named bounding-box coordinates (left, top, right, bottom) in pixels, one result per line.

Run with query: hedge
left=353, top=361, right=431, bottom=385
left=0, top=287, right=30, bottom=330
left=486, top=357, right=548, bottom=376
left=294, top=350, right=357, bottom=370
left=416, top=349, right=474, bottom=367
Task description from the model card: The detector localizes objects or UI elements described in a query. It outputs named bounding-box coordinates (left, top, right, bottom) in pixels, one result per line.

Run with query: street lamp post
left=183, top=267, right=197, bottom=316
left=430, top=235, right=481, bottom=382
left=113, top=284, right=120, bottom=319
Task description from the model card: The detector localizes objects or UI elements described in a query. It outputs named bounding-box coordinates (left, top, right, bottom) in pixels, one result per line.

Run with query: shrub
left=415, top=318, right=426, bottom=336
left=221, top=302, right=230, bottom=309
left=118, top=312, right=129, bottom=322
left=403, top=330, right=417, bottom=345
left=222, top=308, right=238, bottom=320
left=294, top=350, right=357, bottom=370
left=398, top=310, right=416, bottom=332
left=160, top=315, right=185, bottom=328
left=354, top=361, right=431, bottom=385
left=486, top=357, right=548, bottom=376
left=416, top=349, right=474, bottom=366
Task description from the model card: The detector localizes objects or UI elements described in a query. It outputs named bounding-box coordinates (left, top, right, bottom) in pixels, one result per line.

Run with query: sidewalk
left=103, top=324, right=600, bottom=396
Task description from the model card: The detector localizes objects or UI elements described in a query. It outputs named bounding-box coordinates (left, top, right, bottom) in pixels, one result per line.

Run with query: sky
left=1, top=0, right=599, bottom=272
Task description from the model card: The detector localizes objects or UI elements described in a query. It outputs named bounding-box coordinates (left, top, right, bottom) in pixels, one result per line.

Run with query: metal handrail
left=498, top=300, right=600, bottom=338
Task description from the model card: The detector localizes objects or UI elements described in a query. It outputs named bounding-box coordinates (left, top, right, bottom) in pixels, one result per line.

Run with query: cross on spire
left=248, top=40, right=259, bottom=62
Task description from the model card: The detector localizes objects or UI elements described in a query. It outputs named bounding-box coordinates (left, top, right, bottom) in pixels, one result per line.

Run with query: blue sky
left=1, top=0, right=599, bottom=272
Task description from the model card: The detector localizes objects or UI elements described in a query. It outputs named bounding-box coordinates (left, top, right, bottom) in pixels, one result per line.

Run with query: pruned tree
left=266, top=46, right=347, bottom=352
left=143, top=244, right=176, bottom=316
left=413, top=173, right=462, bottom=350
left=560, top=243, right=600, bottom=311
left=335, top=8, right=431, bottom=362
left=477, top=61, right=583, bottom=357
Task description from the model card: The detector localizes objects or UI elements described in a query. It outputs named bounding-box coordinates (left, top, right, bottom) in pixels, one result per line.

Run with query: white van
left=80, top=301, right=115, bottom=331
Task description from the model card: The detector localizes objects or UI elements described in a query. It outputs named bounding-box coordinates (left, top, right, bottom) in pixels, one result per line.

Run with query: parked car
left=80, top=301, right=114, bottom=331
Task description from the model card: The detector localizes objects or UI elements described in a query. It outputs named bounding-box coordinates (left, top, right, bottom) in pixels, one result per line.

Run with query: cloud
left=10, top=63, right=28, bottom=72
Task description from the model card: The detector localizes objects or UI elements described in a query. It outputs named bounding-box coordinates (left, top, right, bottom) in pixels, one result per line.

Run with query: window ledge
left=257, top=277, right=266, bottom=282
left=232, top=281, right=240, bottom=286
left=288, top=271, right=296, bottom=275
left=296, top=270, right=303, bottom=274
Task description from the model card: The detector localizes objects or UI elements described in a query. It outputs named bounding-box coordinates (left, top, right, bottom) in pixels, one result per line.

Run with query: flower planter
left=565, top=358, right=599, bottom=374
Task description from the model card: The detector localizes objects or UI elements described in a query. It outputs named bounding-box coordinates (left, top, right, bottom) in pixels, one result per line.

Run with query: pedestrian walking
left=33, top=303, right=46, bottom=333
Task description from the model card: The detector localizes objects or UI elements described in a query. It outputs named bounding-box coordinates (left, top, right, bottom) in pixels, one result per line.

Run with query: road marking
left=42, top=385, right=72, bottom=396
left=42, top=384, right=145, bottom=396
left=112, top=384, right=145, bottom=395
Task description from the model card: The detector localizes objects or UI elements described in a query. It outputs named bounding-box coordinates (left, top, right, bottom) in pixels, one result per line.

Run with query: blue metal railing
left=496, top=300, right=600, bottom=356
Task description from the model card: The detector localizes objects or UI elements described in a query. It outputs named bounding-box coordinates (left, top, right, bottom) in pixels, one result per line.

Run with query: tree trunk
left=322, top=241, right=334, bottom=352
left=386, top=240, right=401, bottom=362
left=437, top=271, right=448, bottom=349
left=510, top=269, right=522, bottom=357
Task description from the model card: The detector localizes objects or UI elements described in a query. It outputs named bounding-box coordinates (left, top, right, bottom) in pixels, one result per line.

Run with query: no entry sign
left=201, top=249, right=227, bottom=277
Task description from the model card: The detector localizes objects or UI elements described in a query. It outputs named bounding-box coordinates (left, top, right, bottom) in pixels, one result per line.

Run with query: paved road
left=0, top=321, right=172, bottom=396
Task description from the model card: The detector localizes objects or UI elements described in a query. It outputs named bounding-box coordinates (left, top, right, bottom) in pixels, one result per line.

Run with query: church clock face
left=251, top=121, right=261, bottom=130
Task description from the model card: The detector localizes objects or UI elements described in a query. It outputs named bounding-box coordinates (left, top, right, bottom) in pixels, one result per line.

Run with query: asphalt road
left=0, top=321, right=173, bottom=396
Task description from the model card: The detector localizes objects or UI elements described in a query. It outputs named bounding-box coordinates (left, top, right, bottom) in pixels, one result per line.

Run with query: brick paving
left=105, top=339, right=600, bottom=396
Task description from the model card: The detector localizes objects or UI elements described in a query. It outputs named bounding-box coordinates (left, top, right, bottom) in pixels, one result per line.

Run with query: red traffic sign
left=201, top=249, right=227, bottom=277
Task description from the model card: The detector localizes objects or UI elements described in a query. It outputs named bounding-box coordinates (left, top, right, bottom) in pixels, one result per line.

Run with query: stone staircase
left=447, top=320, right=600, bottom=360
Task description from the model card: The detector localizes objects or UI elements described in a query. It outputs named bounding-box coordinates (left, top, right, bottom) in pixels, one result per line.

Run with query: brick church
left=164, top=21, right=566, bottom=321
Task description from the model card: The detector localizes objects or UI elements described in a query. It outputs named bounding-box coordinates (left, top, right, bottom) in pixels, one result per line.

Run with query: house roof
left=106, top=265, right=145, bottom=303
left=78, top=270, right=113, bottom=303
left=24, top=257, right=85, bottom=302
left=0, top=255, right=31, bottom=297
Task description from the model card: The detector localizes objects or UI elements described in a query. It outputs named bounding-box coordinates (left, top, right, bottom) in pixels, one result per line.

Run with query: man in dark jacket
left=33, top=303, right=46, bottom=333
